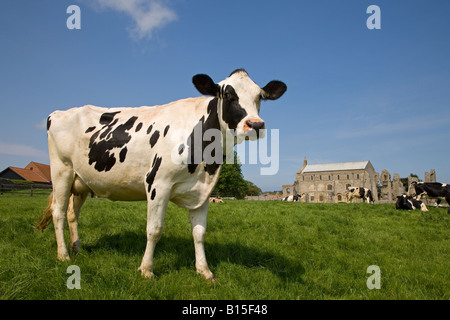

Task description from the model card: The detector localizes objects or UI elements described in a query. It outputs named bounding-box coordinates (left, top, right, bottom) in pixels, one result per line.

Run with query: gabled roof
left=0, top=162, right=51, bottom=183
left=6, top=167, right=50, bottom=183
left=301, top=161, right=370, bottom=173
left=25, top=162, right=51, bottom=182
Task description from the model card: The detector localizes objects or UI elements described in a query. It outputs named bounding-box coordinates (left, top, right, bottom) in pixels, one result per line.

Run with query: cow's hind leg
left=190, top=201, right=215, bottom=281
left=138, top=191, right=169, bottom=279
left=67, top=193, right=87, bottom=254
left=51, top=166, right=75, bottom=261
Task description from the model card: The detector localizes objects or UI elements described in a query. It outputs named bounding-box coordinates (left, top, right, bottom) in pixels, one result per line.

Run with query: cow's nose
left=245, top=119, right=265, bottom=131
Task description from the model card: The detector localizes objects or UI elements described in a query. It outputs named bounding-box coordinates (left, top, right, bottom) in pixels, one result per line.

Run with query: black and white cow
left=346, top=186, right=374, bottom=204
left=36, top=69, right=286, bottom=280
left=395, top=195, right=428, bottom=211
left=409, top=181, right=450, bottom=213
left=283, top=194, right=301, bottom=202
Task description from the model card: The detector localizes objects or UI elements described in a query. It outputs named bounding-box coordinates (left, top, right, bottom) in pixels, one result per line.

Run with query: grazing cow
left=36, top=69, right=286, bottom=281
left=346, top=186, right=374, bottom=204
left=209, top=197, right=223, bottom=203
left=395, top=195, right=428, bottom=211
left=283, top=194, right=301, bottom=202
left=409, top=181, right=450, bottom=213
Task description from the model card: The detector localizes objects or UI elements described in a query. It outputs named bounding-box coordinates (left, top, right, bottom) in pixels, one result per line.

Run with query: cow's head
left=192, top=69, right=286, bottom=143
left=396, top=195, right=409, bottom=210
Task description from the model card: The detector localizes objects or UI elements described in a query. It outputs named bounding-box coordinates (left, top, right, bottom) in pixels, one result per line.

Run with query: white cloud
left=0, top=141, right=48, bottom=159
left=93, top=0, right=177, bottom=40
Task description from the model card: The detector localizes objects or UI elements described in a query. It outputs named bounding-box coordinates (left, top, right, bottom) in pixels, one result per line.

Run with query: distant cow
left=347, top=187, right=374, bottom=204
left=36, top=69, right=286, bottom=281
left=396, top=195, right=428, bottom=211
left=283, top=194, right=302, bottom=202
left=409, top=181, right=450, bottom=213
left=209, top=197, right=223, bottom=203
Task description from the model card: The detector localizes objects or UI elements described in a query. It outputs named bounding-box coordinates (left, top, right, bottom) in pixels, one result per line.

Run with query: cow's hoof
left=209, top=276, right=217, bottom=283
left=71, top=241, right=81, bottom=254
left=138, top=267, right=155, bottom=279
left=57, top=253, right=70, bottom=261
left=198, top=270, right=216, bottom=282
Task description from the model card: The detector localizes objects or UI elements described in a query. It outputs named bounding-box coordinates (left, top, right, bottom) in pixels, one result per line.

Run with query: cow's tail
left=35, top=192, right=54, bottom=231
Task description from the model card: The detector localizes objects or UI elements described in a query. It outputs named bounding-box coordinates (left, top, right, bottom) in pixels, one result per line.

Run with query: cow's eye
left=224, top=92, right=237, bottom=102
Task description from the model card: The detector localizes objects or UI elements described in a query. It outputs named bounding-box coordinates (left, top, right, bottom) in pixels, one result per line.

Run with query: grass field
left=0, top=192, right=449, bottom=300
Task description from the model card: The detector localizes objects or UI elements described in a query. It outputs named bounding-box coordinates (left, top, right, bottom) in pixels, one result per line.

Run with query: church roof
left=301, top=161, right=370, bottom=173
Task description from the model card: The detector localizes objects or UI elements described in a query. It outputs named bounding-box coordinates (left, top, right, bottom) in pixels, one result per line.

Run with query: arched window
left=327, top=184, right=332, bottom=191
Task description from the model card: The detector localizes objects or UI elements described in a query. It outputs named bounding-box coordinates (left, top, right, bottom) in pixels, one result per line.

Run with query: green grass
left=0, top=193, right=449, bottom=300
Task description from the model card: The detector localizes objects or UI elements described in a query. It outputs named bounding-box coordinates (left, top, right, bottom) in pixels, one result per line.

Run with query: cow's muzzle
left=245, top=119, right=265, bottom=131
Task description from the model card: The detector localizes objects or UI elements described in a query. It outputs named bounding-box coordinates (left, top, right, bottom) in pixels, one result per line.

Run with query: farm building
left=0, top=162, right=51, bottom=184
left=282, top=158, right=436, bottom=203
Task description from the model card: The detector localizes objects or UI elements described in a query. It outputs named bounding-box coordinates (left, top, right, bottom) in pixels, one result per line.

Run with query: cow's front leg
left=190, top=201, right=215, bottom=281
left=138, top=191, right=169, bottom=279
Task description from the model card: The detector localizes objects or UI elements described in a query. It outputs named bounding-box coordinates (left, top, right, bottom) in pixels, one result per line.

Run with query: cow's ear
left=193, top=74, right=219, bottom=97
left=261, top=80, right=287, bottom=100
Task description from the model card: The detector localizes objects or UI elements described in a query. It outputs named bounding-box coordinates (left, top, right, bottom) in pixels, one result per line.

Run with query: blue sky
left=1, top=0, right=449, bottom=192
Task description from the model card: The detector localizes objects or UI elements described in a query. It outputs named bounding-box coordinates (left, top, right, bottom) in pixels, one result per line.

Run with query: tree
left=245, top=180, right=262, bottom=196
left=212, top=151, right=256, bottom=199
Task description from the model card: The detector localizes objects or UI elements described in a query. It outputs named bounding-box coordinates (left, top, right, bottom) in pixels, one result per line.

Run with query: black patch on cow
left=146, top=154, right=162, bottom=195
left=88, top=114, right=137, bottom=172
left=151, top=189, right=156, bottom=200
left=187, top=98, right=222, bottom=175
left=366, top=189, right=374, bottom=203
left=47, top=116, right=52, bottom=131
left=149, top=130, right=160, bottom=148
left=221, top=85, right=248, bottom=130
left=135, top=122, right=143, bottom=132
left=99, top=111, right=121, bottom=125
left=119, top=147, right=127, bottom=163
left=151, top=154, right=158, bottom=167
left=178, top=144, right=185, bottom=155
left=85, top=126, right=96, bottom=133
left=147, top=124, right=153, bottom=135
left=99, top=119, right=119, bottom=139
left=359, top=188, right=365, bottom=198
left=164, top=125, right=170, bottom=137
